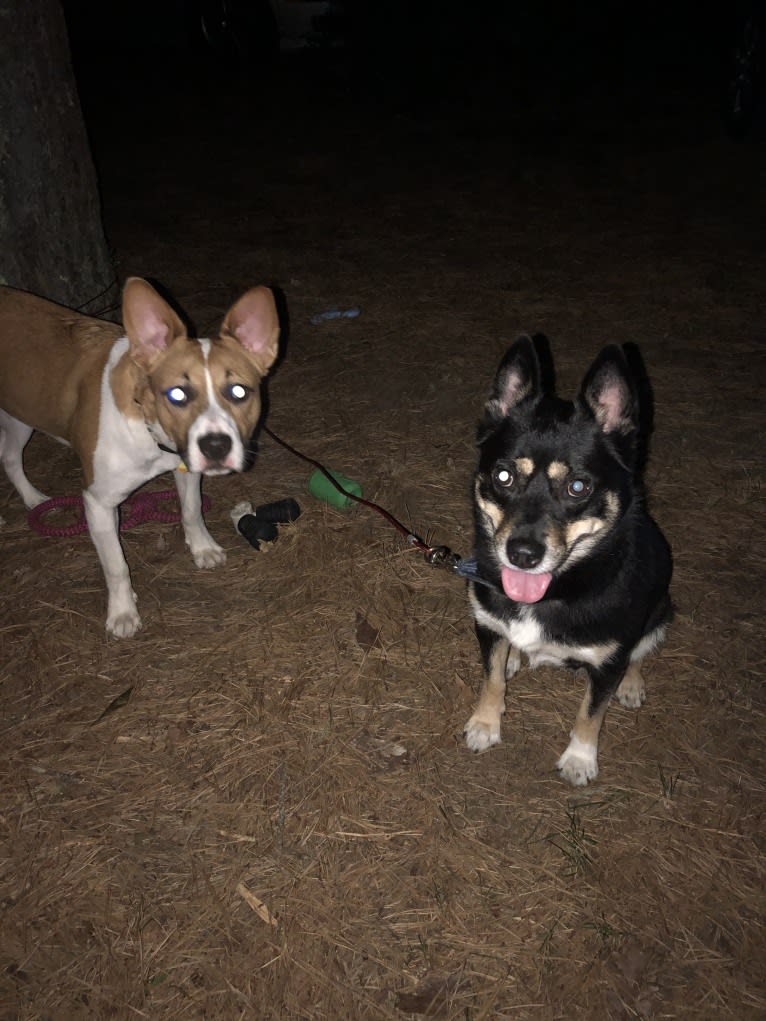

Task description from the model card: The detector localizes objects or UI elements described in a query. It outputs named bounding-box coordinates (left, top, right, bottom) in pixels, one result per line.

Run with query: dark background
left=2, top=3, right=765, bottom=1019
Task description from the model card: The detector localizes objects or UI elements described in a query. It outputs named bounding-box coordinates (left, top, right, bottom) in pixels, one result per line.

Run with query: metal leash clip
left=424, top=545, right=462, bottom=570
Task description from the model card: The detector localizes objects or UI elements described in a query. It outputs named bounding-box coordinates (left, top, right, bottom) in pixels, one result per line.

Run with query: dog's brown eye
left=493, top=467, right=514, bottom=488
left=567, top=478, right=591, bottom=498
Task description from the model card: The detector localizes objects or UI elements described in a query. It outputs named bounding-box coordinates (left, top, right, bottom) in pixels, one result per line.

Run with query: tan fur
left=559, top=491, right=620, bottom=557
left=109, top=352, right=148, bottom=421
left=573, top=661, right=645, bottom=749
left=141, top=335, right=268, bottom=455
left=564, top=515, right=606, bottom=545
left=547, top=460, right=569, bottom=480
left=0, top=282, right=279, bottom=487
left=0, top=289, right=121, bottom=437
left=571, top=685, right=611, bottom=748
left=475, top=479, right=504, bottom=531
left=475, top=639, right=510, bottom=720
left=0, top=279, right=280, bottom=637
left=615, top=663, right=646, bottom=708
left=0, top=288, right=122, bottom=485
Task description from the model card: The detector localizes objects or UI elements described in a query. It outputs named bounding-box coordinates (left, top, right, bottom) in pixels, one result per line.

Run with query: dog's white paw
left=26, top=489, right=51, bottom=509
left=192, top=544, right=227, bottom=569
left=615, top=670, right=646, bottom=708
left=107, top=607, right=142, bottom=639
left=464, top=714, right=502, bottom=752
left=556, top=736, right=598, bottom=787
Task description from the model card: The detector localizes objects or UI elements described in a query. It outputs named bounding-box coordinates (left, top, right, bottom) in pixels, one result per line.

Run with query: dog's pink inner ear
left=123, top=278, right=185, bottom=368
left=592, top=375, right=631, bottom=432
left=222, top=287, right=279, bottom=374
left=495, top=367, right=530, bottom=415
left=487, top=366, right=533, bottom=421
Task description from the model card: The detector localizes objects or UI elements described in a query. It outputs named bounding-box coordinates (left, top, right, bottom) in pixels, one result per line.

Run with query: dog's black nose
left=507, top=538, right=545, bottom=570
left=198, top=432, right=232, bottom=462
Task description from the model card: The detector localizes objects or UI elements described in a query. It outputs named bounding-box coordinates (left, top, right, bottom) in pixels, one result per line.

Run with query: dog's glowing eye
left=494, top=467, right=514, bottom=488
left=225, top=383, right=251, bottom=403
left=165, top=386, right=190, bottom=407
left=567, top=478, right=590, bottom=498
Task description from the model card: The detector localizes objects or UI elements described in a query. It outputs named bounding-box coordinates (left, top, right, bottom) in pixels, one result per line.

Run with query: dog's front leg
left=464, top=623, right=519, bottom=751
left=82, top=490, right=141, bottom=638
left=173, top=469, right=226, bottom=569
left=556, top=663, right=625, bottom=786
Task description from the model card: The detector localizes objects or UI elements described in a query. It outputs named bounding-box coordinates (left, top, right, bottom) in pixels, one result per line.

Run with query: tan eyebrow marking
left=547, top=460, right=569, bottom=480
left=515, top=457, right=534, bottom=476
left=474, top=479, right=503, bottom=530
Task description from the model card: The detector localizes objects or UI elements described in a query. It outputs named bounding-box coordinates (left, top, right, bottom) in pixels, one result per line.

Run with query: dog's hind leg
left=615, top=662, right=646, bottom=708
left=464, top=623, right=516, bottom=752
left=614, top=625, right=667, bottom=708
left=0, top=411, right=49, bottom=508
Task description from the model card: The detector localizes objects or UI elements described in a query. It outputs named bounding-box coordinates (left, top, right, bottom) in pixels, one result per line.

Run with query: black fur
left=466, top=335, right=672, bottom=785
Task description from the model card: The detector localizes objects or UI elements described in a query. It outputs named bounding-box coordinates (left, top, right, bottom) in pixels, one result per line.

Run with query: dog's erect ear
left=484, top=335, right=542, bottom=422
left=531, top=333, right=556, bottom=396
left=581, top=346, right=638, bottom=435
left=123, top=278, right=187, bottom=370
left=220, top=286, right=280, bottom=376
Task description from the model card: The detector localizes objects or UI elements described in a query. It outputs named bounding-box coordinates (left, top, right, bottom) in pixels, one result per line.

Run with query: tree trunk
left=0, top=0, right=117, bottom=316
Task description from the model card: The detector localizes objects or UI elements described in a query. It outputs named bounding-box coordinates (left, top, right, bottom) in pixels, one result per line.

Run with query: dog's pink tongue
left=501, top=567, right=552, bottom=603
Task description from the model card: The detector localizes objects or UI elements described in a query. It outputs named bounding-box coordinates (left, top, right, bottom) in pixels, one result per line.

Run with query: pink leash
left=27, top=490, right=212, bottom=538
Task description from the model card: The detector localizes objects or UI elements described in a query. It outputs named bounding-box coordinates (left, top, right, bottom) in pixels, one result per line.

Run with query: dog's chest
left=91, top=407, right=179, bottom=497
left=506, top=612, right=554, bottom=663
left=506, top=611, right=583, bottom=667
left=471, top=593, right=617, bottom=669
left=86, top=340, right=181, bottom=497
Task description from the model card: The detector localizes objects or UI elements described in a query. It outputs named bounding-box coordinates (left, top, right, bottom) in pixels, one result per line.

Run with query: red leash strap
left=28, top=490, right=212, bottom=538
left=262, top=425, right=460, bottom=568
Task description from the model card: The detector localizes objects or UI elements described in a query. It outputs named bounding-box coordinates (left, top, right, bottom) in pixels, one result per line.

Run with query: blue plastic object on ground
left=310, top=306, right=361, bottom=325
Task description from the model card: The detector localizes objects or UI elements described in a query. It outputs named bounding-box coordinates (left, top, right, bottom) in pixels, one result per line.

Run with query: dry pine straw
left=2, top=75, right=766, bottom=1021
left=1, top=388, right=763, bottom=1021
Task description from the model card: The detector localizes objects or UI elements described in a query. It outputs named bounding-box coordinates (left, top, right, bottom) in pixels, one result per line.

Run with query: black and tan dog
left=464, top=335, right=672, bottom=785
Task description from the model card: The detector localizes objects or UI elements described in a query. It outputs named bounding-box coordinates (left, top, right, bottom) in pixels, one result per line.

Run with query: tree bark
left=0, top=0, right=117, bottom=315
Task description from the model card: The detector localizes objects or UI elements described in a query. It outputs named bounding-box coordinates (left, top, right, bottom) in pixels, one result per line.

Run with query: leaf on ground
left=355, top=611, right=381, bottom=652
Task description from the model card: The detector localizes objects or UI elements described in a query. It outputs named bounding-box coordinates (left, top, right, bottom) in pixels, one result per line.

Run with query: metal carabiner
left=424, top=545, right=462, bottom=570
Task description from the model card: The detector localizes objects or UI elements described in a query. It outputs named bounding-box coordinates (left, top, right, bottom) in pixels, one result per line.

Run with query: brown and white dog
left=0, top=278, right=279, bottom=637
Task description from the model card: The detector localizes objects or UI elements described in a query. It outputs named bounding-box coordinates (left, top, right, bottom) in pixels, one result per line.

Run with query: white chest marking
left=90, top=338, right=180, bottom=502
left=470, top=590, right=618, bottom=669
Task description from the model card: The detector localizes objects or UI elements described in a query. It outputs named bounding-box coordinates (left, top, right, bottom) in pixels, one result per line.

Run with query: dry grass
left=2, top=56, right=765, bottom=1021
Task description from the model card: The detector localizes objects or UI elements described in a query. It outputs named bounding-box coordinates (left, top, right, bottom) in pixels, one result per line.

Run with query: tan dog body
left=0, top=278, right=279, bottom=636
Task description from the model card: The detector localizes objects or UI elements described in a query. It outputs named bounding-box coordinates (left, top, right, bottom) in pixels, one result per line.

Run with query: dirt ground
left=2, top=28, right=765, bottom=1021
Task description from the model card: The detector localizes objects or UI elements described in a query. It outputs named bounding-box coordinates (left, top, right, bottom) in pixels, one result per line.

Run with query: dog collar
left=454, top=556, right=503, bottom=594
left=135, top=398, right=188, bottom=470
left=156, top=440, right=188, bottom=472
